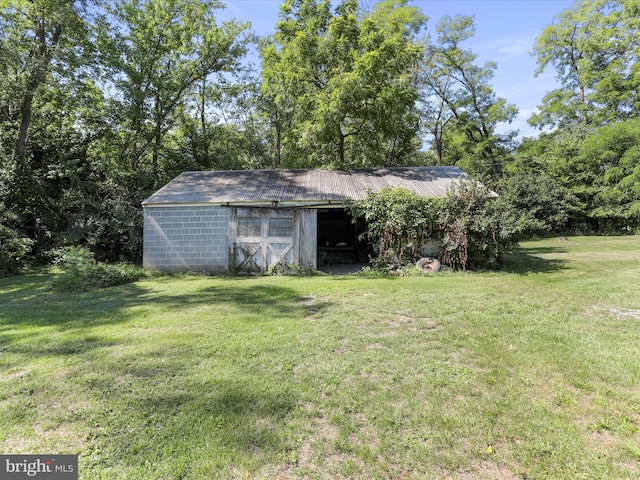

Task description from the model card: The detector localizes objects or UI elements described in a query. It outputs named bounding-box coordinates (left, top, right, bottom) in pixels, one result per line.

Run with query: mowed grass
left=1, top=236, right=639, bottom=479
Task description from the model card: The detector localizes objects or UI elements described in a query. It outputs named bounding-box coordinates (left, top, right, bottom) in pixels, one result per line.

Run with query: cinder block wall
left=143, top=205, right=228, bottom=272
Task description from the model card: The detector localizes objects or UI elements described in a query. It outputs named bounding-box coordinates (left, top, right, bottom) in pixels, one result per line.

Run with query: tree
left=0, top=0, right=90, bottom=164
left=0, top=159, right=34, bottom=276
left=496, top=173, right=578, bottom=236
left=530, top=0, right=640, bottom=130
left=514, top=118, right=640, bottom=233
left=0, top=0, right=255, bottom=264
left=260, top=0, right=427, bottom=169
left=530, top=3, right=590, bottom=129
left=423, top=15, right=518, bottom=180
left=0, top=0, right=98, bottom=256
left=577, top=118, right=640, bottom=231
left=416, top=60, right=455, bottom=165
left=98, top=0, right=250, bottom=182
left=176, top=71, right=268, bottom=171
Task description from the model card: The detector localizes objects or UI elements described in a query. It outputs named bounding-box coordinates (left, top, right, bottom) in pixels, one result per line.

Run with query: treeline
left=1, top=0, right=638, bottom=275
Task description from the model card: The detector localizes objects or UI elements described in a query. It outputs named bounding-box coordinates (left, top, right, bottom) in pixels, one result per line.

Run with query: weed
left=263, top=262, right=319, bottom=277
left=48, top=246, right=148, bottom=292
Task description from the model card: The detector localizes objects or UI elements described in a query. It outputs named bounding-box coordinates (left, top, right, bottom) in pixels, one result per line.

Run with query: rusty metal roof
left=142, top=167, right=470, bottom=206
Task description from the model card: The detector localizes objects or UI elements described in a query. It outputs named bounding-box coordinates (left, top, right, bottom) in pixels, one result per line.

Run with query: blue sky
left=220, top=0, right=575, bottom=139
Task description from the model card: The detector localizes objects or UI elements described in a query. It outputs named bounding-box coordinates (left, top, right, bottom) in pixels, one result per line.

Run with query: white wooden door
left=230, top=208, right=295, bottom=273
left=234, top=241, right=262, bottom=273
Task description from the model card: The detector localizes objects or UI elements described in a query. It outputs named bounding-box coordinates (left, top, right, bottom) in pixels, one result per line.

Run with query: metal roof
left=142, top=167, right=470, bottom=206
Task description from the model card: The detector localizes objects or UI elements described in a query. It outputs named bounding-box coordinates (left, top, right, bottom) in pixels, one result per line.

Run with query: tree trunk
left=13, top=25, right=63, bottom=164
left=199, top=78, right=210, bottom=164
left=338, top=132, right=345, bottom=166
left=153, top=93, right=162, bottom=178
left=14, top=84, right=36, bottom=164
left=434, top=124, right=444, bottom=164
left=275, top=118, right=282, bottom=167
left=578, top=82, right=588, bottom=126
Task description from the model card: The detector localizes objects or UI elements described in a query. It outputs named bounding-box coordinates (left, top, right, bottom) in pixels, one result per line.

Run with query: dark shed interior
left=317, top=209, right=368, bottom=265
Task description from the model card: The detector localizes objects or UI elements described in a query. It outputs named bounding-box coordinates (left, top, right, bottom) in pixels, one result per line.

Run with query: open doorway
left=317, top=209, right=369, bottom=266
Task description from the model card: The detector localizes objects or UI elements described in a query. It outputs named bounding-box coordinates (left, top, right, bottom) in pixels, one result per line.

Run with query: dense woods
left=1, top=0, right=638, bottom=274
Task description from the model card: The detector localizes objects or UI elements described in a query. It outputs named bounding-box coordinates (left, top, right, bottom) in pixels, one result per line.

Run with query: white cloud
left=474, top=34, right=536, bottom=61
left=497, top=38, right=532, bottom=58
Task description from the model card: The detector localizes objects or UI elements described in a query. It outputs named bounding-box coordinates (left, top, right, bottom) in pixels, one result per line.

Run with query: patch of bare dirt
left=448, top=462, right=519, bottom=480
left=295, top=406, right=339, bottom=471
left=588, top=306, right=640, bottom=320
left=609, top=308, right=640, bottom=319
left=347, top=412, right=380, bottom=453
left=3, top=369, right=29, bottom=380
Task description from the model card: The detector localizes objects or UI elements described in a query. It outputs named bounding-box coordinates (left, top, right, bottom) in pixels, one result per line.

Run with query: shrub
left=348, top=182, right=522, bottom=272
left=345, top=186, right=439, bottom=268
left=438, top=182, right=520, bottom=270
left=49, top=246, right=147, bottom=292
left=0, top=204, right=34, bottom=277
left=496, top=173, right=578, bottom=236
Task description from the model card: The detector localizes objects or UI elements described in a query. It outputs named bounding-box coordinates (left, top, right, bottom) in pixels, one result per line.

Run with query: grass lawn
left=1, top=235, right=640, bottom=479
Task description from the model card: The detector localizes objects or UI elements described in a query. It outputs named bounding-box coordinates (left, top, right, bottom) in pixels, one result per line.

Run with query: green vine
left=346, top=182, right=521, bottom=271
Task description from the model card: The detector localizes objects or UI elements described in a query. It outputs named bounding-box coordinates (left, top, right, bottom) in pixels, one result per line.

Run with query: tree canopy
left=260, top=0, right=427, bottom=168
left=530, top=0, right=640, bottom=130
left=0, top=0, right=638, bottom=274
left=520, top=0, right=640, bottom=233
left=422, top=14, right=518, bottom=180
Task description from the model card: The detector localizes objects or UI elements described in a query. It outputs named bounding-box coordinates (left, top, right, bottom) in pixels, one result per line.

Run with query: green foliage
left=516, top=118, right=640, bottom=233
left=0, top=164, right=34, bottom=276
left=264, top=262, right=318, bottom=276
left=346, top=185, right=438, bottom=265
left=97, top=0, right=251, bottom=179
left=0, top=0, right=96, bottom=258
left=0, top=219, right=34, bottom=277
left=176, top=76, right=269, bottom=171
left=0, top=0, right=91, bottom=162
left=77, top=177, right=146, bottom=262
left=438, top=181, right=520, bottom=270
left=496, top=173, right=579, bottom=236
left=421, top=15, right=518, bottom=179
left=49, top=246, right=147, bottom=292
left=347, top=183, right=520, bottom=271
left=531, top=0, right=640, bottom=130
left=0, top=0, right=253, bottom=268
left=579, top=119, right=640, bottom=231
left=260, top=0, right=426, bottom=168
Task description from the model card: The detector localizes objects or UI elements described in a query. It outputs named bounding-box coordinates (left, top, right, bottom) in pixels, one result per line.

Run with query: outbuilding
left=142, top=166, right=468, bottom=273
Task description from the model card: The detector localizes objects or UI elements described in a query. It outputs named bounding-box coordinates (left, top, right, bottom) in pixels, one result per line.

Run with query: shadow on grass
left=501, top=249, right=570, bottom=275
left=0, top=278, right=157, bottom=357
left=1, top=275, right=330, bottom=328
left=1, top=275, right=305, bottom=469
left=523, top=246, right=569, bottom=255
left=0, top=282, right=156, bottom=334
left=0, top=274, right=331, bottom=377
left=11, top=336, right=120, bottom=357
left=141, top=282, right=332, bottom=321
left=75, top=337, right=297, bottom=471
